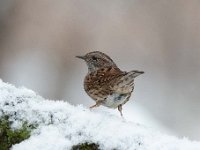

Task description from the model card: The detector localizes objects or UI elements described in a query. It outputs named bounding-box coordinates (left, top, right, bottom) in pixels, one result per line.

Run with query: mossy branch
left=0, top=115, right=31, bottom=150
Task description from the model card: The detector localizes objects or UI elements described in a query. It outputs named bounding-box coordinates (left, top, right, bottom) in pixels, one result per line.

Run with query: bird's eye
left=92, top=56, right=97, bottom=61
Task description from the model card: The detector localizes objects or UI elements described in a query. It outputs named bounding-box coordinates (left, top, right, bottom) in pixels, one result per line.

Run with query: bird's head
left=76, top=51, right=117, bottom=72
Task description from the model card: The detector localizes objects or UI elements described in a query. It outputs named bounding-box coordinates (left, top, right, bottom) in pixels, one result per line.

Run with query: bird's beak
left=76, top=55, right=85, bottom=60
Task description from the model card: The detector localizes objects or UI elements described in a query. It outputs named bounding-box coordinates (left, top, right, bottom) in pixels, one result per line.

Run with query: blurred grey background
left=0, top=0, right=200, bottom=140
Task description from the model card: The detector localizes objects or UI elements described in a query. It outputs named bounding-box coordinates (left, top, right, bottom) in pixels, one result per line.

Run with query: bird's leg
left=118, top=104, right=123, bottom=117
left=89, top=104, right=99, bottom=109
left=89, top=100, right=102, bottom=109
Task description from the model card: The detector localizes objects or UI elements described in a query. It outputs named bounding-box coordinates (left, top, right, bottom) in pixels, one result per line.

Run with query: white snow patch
left=0, top=79, right=199, bottom=150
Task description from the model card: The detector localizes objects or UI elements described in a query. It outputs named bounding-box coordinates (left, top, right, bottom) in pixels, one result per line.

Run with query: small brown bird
left=76, top=51, right=144, bottom=116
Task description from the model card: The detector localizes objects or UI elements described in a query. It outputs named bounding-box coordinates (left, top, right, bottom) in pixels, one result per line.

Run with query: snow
left=0, top=79, right=200, bottom=150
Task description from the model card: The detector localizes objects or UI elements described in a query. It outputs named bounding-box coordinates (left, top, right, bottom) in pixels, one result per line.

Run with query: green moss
left=72, top=142, right=100, bottom=150
left=0, top=116, right=32, bottom=150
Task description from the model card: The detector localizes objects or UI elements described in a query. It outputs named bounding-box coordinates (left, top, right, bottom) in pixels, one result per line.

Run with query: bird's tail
left=128, top=70, right=144, bottom=78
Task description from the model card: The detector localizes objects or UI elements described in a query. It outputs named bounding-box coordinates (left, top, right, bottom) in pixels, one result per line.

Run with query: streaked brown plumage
left=76, top=51, right=144, bottom=116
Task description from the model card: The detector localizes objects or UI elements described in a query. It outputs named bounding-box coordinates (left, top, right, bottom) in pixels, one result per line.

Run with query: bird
left=76, top=51, right=144, bottom=116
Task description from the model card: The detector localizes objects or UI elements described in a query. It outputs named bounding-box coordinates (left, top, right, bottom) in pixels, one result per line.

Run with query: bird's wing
left=109, top=70, right=144, bottom=94
left=109, top=71, right=134, bottom=94
left=84, top=67, right=124, bottom=99
left=101, top=70, right=135, bottom=106
left=84, top=68, right=143, bottom=100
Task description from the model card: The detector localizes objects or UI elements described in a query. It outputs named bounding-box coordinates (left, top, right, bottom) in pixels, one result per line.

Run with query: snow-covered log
left=0, top=79, right=199, bottom=150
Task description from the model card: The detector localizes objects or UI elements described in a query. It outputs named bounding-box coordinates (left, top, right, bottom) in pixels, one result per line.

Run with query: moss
left=0, top=116, right=32, bottom=150
left=72, top=142, right=100, bottom=150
